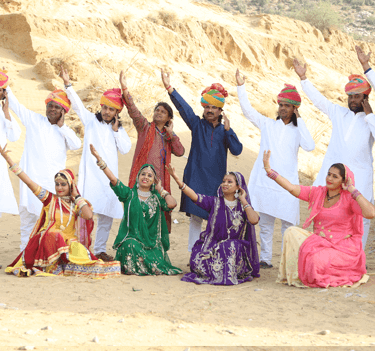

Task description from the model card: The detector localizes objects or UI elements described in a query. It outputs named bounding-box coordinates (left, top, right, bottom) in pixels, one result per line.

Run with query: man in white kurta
left=63, top=73, right=132, bottom=260
left=237, top=72, right=315, bottom=267
left=294, top=57, right=375, bottom=249
left=0, top=88, right=21, bottom=217
left=7, top=86, right=81, bottom=251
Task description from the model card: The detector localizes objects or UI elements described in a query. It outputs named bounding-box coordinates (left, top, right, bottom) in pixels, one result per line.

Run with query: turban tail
left=45, top=90, right=71, bottom=113
left=277, top=84, right=301, bottom=107
left=0, top=69, right=9, bottom=89
left=100, top=88, right=124, bottom=112
left=201, top=83, right=228, bottom=108
left=345, top=74, right=371, bottom=96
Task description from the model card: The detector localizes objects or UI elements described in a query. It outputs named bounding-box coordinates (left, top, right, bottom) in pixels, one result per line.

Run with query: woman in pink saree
left=263, top=150, right=375, bottom=288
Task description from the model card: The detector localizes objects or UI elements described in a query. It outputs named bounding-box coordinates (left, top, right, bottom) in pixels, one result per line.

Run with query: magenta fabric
left=297, top=181, right=366, bottom=288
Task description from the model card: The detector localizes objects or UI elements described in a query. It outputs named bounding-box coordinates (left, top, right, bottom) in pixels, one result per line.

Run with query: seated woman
left=90, top=144, right=182, bottom=276
left=263, top=150, right=375, bottom=288
left=1, top=144, right=120, bottom=278
left=167, top=164, right=260, bottom=285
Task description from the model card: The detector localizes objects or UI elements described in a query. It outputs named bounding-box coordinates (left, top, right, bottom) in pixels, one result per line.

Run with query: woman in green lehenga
left=90, top=144, right=182, bottom=276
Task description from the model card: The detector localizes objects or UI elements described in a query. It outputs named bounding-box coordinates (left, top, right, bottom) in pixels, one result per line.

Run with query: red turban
left=45, top=90, right=71, bottom=113
left=277, top=84, right=301, bottom=108
left=100, top=89, right=124, bottom=112
left=345, top=75, right=371, bottom=96
left=0, top=69, right=9, bottom=89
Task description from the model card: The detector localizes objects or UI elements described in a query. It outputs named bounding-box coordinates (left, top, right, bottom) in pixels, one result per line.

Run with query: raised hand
left=161, top=68, right=171, bottom=89
left=1, top=90, right=11, bottom=121
left=222, top=112, right=230, bottom=131
left=355, top=45, right=371, bottom=70
left=293, top=59, right=307, bottom=80
left=294, top=106, right=301, bottom=118
left=342, top=176, right=354, bottom=192
left=112, top=114, right=119, bottom=132
left=362, top=99, right=373, bottom=115
left=236, top=69, right=246, bottom=86
left=119, top=70, right=127, bottom=90
left=238, top=186, right=247, bottom=201
left=90, top=144, right=101, bottom=161
left=166, top=163, right=177, bottom=179
left=0, top=143, right=11, bottom=160
left=59, top=66, right=70, bottom=86
left=263, top=150, right=271, bottom=171
left=57, top=109, right=65, bottom=127
left=155, top=179, right=162, bottom=193
left=71, top=182, right=79, bottom=199
left=165, top=120, right=173, bottom=137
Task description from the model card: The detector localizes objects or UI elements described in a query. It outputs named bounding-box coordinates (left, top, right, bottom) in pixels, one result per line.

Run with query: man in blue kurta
left=162, top=70, right=243, bottom=251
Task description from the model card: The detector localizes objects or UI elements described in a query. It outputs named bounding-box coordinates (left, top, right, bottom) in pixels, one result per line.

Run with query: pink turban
left=0, top=69, right=9, bottom=89
left=100, top=89, right=124, bottom=112
left=277, top=84, right=301, bottom=108
left=45, top=89, right=71, bottom=113
left=345, top=74, right=371, bottom=96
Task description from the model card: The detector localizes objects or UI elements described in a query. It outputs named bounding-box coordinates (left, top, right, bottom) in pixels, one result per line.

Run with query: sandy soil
left=1, top=129, right=375, bottom=350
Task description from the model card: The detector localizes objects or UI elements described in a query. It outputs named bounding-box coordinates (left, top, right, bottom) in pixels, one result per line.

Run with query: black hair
left=276, top=113, right=297, bottom=126
left=154, top=102, right=173, bottom=119
left=225, top=172, right=239, bottom=185
left=95, top=111, right=122, bottom=128
left=54, top=172, right=68, bottom=180
left=329, top=163, right=346, bottom=181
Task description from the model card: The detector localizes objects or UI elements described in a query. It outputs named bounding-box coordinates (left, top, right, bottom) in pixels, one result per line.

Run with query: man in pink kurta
left=120, top=72, right=184, bottom=232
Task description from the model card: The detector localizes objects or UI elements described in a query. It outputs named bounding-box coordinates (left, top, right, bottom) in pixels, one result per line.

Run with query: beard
left=348, top=103, right=364, bottom=113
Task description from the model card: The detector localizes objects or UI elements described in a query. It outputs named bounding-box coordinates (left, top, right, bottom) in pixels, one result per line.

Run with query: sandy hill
left=1, top=0, right=375, bottom=179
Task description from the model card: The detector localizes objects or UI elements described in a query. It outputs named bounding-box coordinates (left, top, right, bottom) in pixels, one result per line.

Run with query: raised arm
left=164, top=120, right=185, bottom=156
left=166, top=163, right=198, bottom=202
left=119, top=70, right=149, bottom=133
left=61, top=67, right=94, bottom=126
left=223, top=112, right=243, bottom=156
left=2, top=91, right=21, bottom=142
left=263, top=150, right=301, bottom=197
left=237, top=186, right=259, bottom=225
left=0, top=143, right=38, bottom=194
left=90, top=144, right=117, bottom=185
left=6, top=86, right=37, bottom=127
left=155, top=179, right=177, bottom=209
left=236, top=69, right=266, bottom=129
left=293, top=59, right=336, bottom=118
left=161, top=69, right=199, bottom=131
left=356, top=45, right=371, bottom=72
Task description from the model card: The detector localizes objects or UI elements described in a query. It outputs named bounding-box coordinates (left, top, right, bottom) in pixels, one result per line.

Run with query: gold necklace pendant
left=60, top=225, right=66, bottom=231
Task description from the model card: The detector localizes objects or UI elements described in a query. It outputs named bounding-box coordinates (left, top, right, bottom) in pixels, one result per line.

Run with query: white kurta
left=237, top=84, right=315, bottom=224
left=6, top=87, right=81, bottom=216
left=0, top=108, right=21, bottom=215
left=301, top=76, right=375, bottom=202
left=66, top=87, right=132, bottom=219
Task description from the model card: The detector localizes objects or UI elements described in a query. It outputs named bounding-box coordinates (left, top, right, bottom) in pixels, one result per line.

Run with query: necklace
left=58, top=197, right=73, bottom=231
left=137, top=189, right=151, bottom=198
left=224, top=198, right=237, bottom=208
left=326, top=191, right=340, bottom=202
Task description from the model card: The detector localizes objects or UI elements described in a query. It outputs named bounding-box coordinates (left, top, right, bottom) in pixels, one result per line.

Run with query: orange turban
left=45, top=89, right=71, bottom=113
left=100, top=88, right=124, bottom=112
left=345, top=74, right=371, bottom=96
left=0, top=69, right=9, bottom=89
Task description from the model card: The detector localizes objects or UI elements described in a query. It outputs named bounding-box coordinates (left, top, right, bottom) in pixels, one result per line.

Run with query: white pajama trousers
left=93, top=213, right=113, bottom=255
left=19, top=206, right=39, bottom=252
left=259, top=212, right=293, bottom=265
left=363, top=217, right=371, bottom=250
left=188, top=214, right=203, bottom=252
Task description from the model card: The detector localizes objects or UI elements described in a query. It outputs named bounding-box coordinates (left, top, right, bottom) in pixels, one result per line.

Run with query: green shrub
left=366, top=16, right=375, bottom=25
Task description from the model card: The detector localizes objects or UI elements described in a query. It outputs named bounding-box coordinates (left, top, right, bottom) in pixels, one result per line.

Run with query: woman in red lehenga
left=263, top=150, right=375, bottom=288
left=1, top=144, right=120, bottom=278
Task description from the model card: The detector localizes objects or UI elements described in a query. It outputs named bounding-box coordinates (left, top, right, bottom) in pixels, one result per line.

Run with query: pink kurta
left=297, top=185, right=366, bottom=288
left=126, top=95, right=184, bottom=187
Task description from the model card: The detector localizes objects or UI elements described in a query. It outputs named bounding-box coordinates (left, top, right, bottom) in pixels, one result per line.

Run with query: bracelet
left=76, top=197, right=88, bottom=210
left=351, top=189, right=362, bottom=200
left=75, top=194, right=81, bottom=200
left=179, top=183, right=186, bottom=190
left=160, top=190, right=170, bottom=199
left=9, top=163, right=23, bottom=176
left=266, top=169, right=279, bottom=181
left=64, top=83, right=72, bottom=89
left=166, top=85, right=171, bottom=90
left=96, top=158, right=107, bottom=170
left=243, top=204, right=251, bottom=210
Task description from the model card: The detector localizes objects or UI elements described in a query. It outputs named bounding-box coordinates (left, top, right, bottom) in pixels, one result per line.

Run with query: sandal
left=96, top=252, right=114, bottom=262
left=260, top=261, right=273, bottom=269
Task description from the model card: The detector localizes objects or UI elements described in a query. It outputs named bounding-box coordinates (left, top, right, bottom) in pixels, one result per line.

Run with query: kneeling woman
left=1, top=145, right=120, bottom=278
left=263, top=150, right=375, bottom=288
left=90, top=145, right=182, bottom=275
left=167, top=164, right=260, bottom=285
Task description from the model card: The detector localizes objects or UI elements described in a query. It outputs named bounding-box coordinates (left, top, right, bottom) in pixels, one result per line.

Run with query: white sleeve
left=65, top=86, right=95, bottom=126
left=237, top=84, right=266, bottom=129
left=300, top=79, right=337, bottom=121
left=113, top=127, right=132, bottom=155
left=297, top=118, right=315, bottom=152
left=364, top=113, right=375, bottom=138
left=4, top=112, right=22, bottom=142
left=58, top=124, right=81, bottom=150
left=365, top=68, right=375, bottom=89
left=6, top=86, right=38, bottom=127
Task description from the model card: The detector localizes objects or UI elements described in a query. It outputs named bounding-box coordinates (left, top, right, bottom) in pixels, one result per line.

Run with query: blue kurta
left=170, top=90, right=243, bottom=219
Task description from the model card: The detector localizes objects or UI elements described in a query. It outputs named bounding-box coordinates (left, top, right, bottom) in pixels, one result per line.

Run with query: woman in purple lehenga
left=167, top=164, right=260, bottom=285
